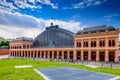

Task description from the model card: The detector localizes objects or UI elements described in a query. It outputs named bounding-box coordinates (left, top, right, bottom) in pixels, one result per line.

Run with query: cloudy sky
left=0, top=0, right=120, bottom=39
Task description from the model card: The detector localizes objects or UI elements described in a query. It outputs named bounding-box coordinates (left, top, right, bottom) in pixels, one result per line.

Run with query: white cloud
left=93, top=1, right=101, bottom=5
left=14, top=0, right=41, bottom=9
left=0, top=0, right=83, bottom=40
left=14, top=0, right=58, bottom=9
left=0, top=0, right=81, bottom=39
left=47, top=20, right=82, bottom=32
left=104, top=14, right=120, bottom=22
left=0, top=12, right=39, bottom=28
left=36, top=0, right=58, bottom=9
left=0, top=0, right=18, bottom=10
left=0, top=11, right=82, bottom=39
left=29, top=0, right=35, bottom=3
left=104, top=14, right=120, bottom=18
left=0, top=0, right=58, bottom=12
left=0, top=25, right=42, bottom=39
left=73, top=0, right=107, bottom=9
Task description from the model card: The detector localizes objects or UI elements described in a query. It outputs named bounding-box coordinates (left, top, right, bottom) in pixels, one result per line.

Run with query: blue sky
left=0, top=0, right=120, bottom=38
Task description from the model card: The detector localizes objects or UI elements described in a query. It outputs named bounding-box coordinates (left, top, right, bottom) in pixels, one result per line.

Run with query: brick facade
left=10, top=27, right=120, bottom=62
left=0, top=49, right=9, bottom=55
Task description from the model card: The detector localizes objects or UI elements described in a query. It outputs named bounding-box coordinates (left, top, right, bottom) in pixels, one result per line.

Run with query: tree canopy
left=0, top=40, right=10, bottom=49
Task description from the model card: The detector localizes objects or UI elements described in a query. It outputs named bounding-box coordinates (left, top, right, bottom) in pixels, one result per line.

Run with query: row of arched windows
left=76, top=40, right=115, bottom=47
left=10, top=46, right=21, bottom=49
left=11, top=51, right=73, bottom=59
left=10, top=44, right=32, bottom=49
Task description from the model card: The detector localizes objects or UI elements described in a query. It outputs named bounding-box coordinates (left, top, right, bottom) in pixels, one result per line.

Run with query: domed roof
left=32, top=25, right=74, bottom=48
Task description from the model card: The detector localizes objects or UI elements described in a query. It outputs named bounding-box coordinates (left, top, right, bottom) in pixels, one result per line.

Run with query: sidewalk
left=0, top=55, right=9, bottom=59
left=76, top=61, right=120, bottom=68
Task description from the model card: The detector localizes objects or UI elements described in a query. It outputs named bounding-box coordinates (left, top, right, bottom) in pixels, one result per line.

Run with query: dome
left=32, top=25, right=74, bottom=48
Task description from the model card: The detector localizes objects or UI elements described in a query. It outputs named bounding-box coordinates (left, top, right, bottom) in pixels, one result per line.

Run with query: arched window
left=76, top=42, right=81, bottom=47
left=103, top=41, right=105, bottom=46
left=42, top=51, right=44, bottom=58
left=86, top=42, right=88, bottom=47
left=109, top=40, right=111, bottom=46
left=109, top=40, right=115, bottom=46
left=77, top=42, right=79, bottom=47
left=112, top=40, right=115, bottom=46
left=54, top=51, right=57, bottom=59
left=23, top=45, right=26, bottom=48
left=83, top=42, right=86, bottom=47
left=91, top=41, right=93, bottom=47
left=100, top=41, right=105, bottom=47
left=94, top=41, right=96, bottom=47
left=91, top=41, right=96, bottom=47
left=99, top=41, right=102, bottom=46
left=50, top=51, right=52, bottom=58
left=27, top=45, right=29, bottom=48
left=79, top=42, right=81, bottom=47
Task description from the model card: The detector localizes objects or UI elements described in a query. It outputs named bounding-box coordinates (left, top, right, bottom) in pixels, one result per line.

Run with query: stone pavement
left=35, top=67, right=119, bottom=80
left=76, top=61, right=120, bottom=68
left=0, top=55, right=9, bottom=59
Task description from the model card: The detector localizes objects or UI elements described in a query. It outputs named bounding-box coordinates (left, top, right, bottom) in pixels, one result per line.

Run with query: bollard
left=102, top=62, right=103, bottom=67
left=87, top=61, right=88, bottom=64
left=110, top=63, right=112, bottom=68
left=22, top=56, right=23, bottom=60
left=82, top=61, right=83, bottom=64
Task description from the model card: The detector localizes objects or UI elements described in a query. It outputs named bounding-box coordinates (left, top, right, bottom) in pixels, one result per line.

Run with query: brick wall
left=0, top=49, right=9, bottom=55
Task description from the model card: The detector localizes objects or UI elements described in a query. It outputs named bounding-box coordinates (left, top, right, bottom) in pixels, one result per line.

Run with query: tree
left=0, top=40, right=10, bottom=49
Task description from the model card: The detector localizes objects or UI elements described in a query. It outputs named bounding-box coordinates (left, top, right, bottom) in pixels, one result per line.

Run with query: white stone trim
left=34, top=69, right=52, bottom=80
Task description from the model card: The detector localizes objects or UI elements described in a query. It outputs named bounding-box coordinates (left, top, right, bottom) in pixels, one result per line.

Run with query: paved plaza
left=35, top=67, right=119, bottom=80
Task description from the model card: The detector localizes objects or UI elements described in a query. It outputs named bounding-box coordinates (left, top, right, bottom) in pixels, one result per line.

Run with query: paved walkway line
left=34, top=69, right=52, bottom=80
left=15, top=65, right=32, bottom=68
left=110, top=76, right=120, bottom=80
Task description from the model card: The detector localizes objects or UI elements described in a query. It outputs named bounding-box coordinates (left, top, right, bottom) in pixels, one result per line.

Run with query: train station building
left=10, top=23, right=120, bottom=62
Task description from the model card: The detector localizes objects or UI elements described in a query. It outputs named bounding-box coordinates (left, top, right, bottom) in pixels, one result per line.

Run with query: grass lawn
left=0, top=58, right=120, bottom=80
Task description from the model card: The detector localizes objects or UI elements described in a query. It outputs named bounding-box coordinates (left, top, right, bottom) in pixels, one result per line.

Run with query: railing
left=10, top=56, right=120, bottom=68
